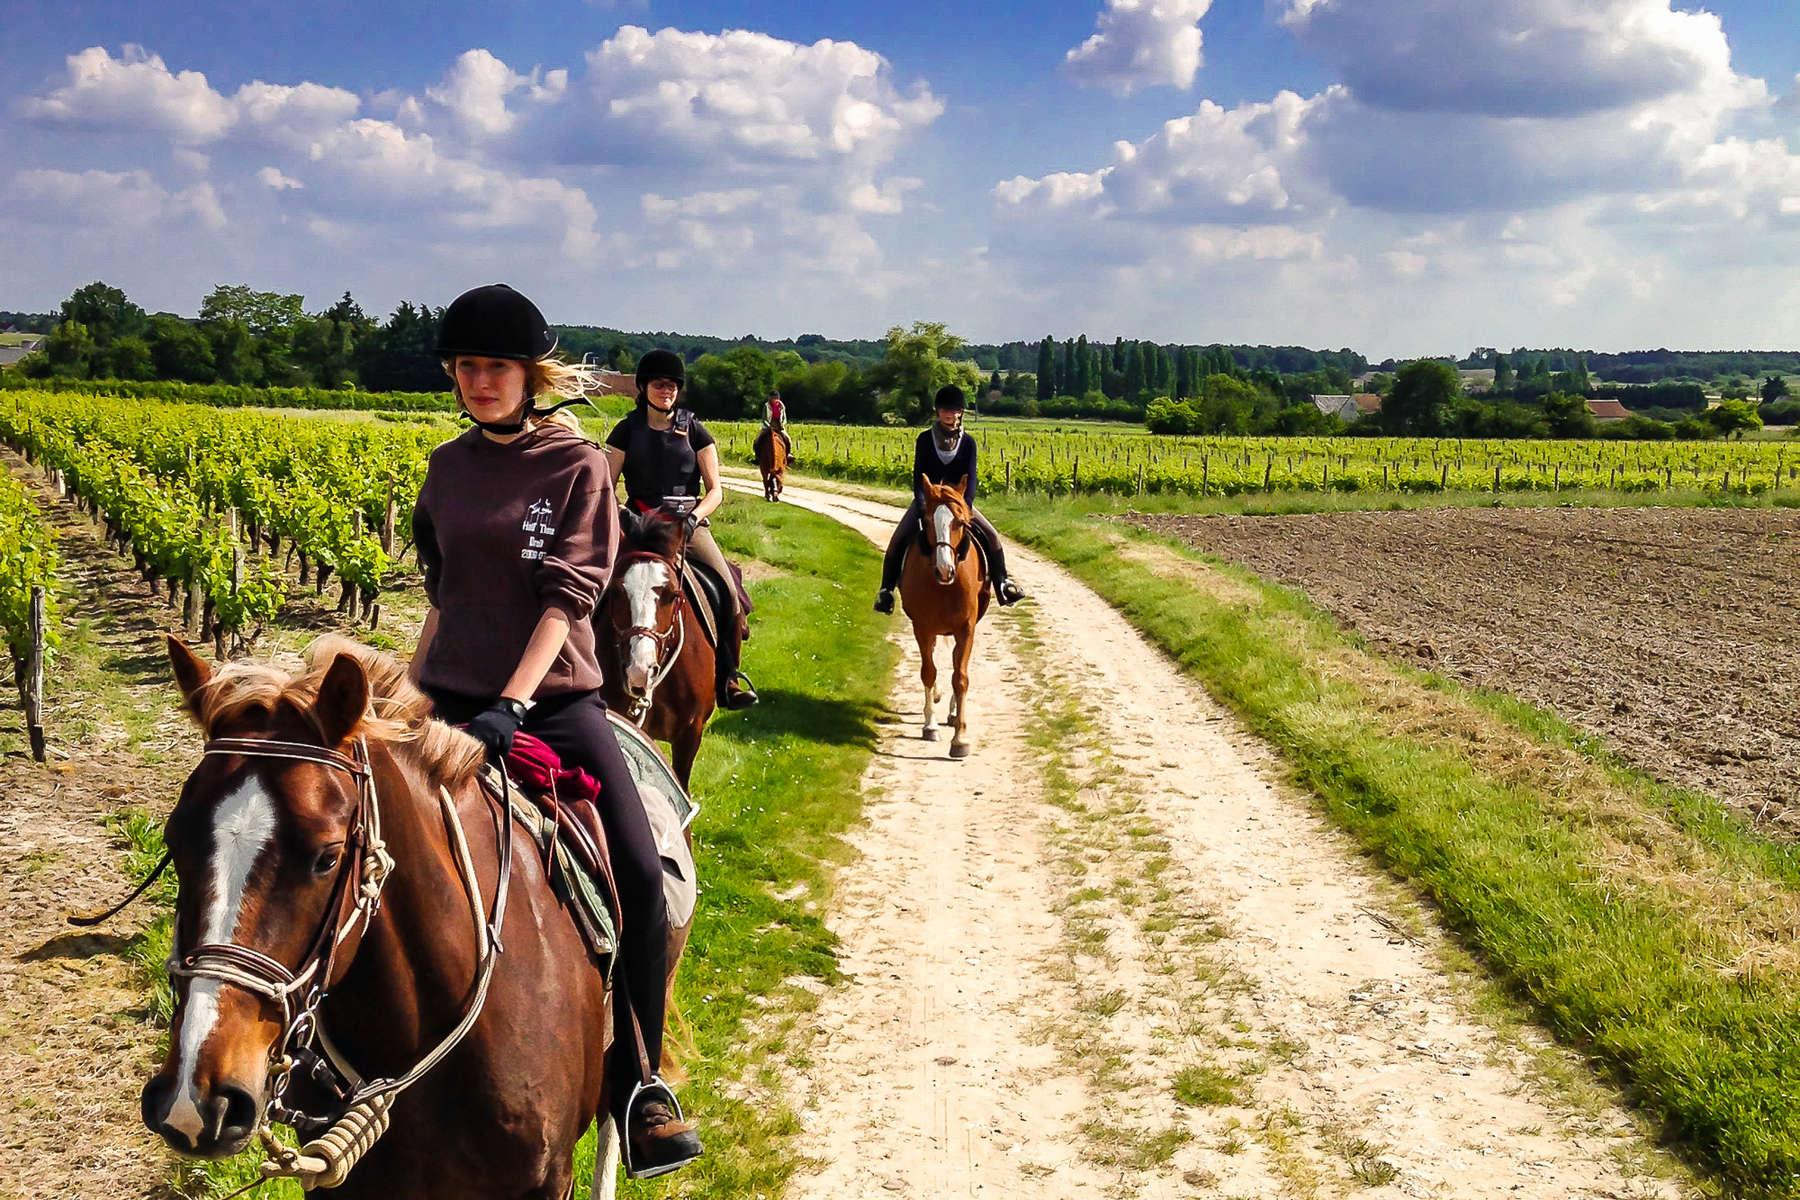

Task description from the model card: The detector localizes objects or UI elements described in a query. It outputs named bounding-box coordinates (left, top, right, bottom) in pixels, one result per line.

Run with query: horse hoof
left=949, top=740, right=971, bottom=759
left=922, top=728, right=938, bottom=742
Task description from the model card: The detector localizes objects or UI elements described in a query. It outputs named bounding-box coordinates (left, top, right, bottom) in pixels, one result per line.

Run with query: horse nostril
left=141, top=1075, right=176, bottom=1136
left=210, top=1083, right=260, bottom=1147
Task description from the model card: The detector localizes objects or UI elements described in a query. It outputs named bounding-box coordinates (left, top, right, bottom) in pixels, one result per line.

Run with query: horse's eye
left=313, top=847, right=343, bottom=876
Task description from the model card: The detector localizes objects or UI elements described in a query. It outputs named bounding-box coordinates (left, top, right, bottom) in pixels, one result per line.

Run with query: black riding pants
left=427, top=687, right=669, bottom=1112
left=879, top=498, right=1008, bottom=592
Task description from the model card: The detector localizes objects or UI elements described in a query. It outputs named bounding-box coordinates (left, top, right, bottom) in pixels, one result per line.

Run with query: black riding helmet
left=934, top=384, right=966, bottom=411
left=436, top=283, right=556, bottom=361
left=636, top=349, right=686, bottom=390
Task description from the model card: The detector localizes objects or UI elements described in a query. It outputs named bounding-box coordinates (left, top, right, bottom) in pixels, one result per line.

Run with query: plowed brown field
left=1128, top=506, right=1800, bottom=832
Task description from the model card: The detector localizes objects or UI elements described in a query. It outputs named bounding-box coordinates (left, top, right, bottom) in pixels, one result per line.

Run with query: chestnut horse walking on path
left=754, top=428, right=787, bottom=502
left=139, top=636, right=690, bottom=1200
left=599, top=511, right=715, bottom=787
left=900, top=475, right=991, bottom=758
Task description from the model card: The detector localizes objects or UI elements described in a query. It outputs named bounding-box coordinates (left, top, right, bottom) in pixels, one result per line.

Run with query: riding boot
left=876, top=516, right=910, bottom=611
left=715, top=630, right=758, bottom=709
left=611, top=968, right=703, bottom=1179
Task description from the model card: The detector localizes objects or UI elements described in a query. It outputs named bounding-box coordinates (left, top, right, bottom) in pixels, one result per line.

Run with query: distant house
left=1459, top=368, right=1496, bottom=394
left=0, top=347, right=30, bottom=368
left=1585, top=398, right=1631, bottom=421
left=1353, top=393, right=1382, bottom=417
left=592, top=369, right=635, bottom=397
left=1310, top=394, right=1361, bottom=422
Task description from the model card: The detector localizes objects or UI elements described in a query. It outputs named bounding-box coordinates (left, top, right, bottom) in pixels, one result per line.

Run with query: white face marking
left=165, top=777, right=277, bottom=1142
left=932, top=503, right=956, bottom=578
left=622, top=560, right=670, bottom=693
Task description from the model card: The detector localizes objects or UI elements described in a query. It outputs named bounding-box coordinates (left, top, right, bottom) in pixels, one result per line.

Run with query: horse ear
left=952, top=475, right=968, bottom=497
left=618, top=506, right=638, bottom=543
left=313, top=653, right=371, bottom=748
left=918, top=472, right=931, bottom=494
left=166, top=635, right=213, bottom=724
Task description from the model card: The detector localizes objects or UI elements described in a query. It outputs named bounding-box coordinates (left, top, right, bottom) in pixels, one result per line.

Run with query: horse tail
left=660, top=996, right=695, bottom=1083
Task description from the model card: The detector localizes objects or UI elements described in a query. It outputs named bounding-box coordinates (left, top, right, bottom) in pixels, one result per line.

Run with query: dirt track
left=739, top=477, right=1689, bottom=1199
left=1128, top=507, right=1800, bottom=832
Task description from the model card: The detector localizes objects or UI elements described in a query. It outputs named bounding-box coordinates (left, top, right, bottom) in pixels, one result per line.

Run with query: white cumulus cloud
left=1062, top=0, right=1214, bottom=95
left=22, top=45, right=235, bottom=142
left=1281, top=0, right=1744, bottom=118
left=9, top=167, right=226, bottom=230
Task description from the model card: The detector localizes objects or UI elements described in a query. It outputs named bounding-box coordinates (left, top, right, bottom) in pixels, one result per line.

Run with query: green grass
left=974, top=490, right=1800, bottom=1199
left=116, top=497, right=897, bottom=1199
left=1172, top=1064, right=1249, bottom=1108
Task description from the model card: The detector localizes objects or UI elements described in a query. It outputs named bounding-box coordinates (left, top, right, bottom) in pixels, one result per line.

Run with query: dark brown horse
left=599, top=512, right=715, bottom=787
left=754, top=428, right=787, bottom=502
left=140, top=635, right=690, bottom=1200
left=899, top=476, right=990, bottom=758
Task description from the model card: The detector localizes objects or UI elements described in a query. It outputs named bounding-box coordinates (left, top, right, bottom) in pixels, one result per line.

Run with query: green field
left=711, top=419, right=1800, bottom=500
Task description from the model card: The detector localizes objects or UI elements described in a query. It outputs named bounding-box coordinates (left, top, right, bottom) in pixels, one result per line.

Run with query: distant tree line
left=15, top=281, right=447, bottom=393
left=1455, top=346, right=1800, bottom=388
left=1361, top=360, right=1771, bottom=441
left=8, top=283, right=1796, bottom=436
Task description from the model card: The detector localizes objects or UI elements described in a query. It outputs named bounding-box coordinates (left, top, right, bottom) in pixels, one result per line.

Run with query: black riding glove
left=682, top=513, right=701, bottom=540
left=465, top=699, right=526, bottom=762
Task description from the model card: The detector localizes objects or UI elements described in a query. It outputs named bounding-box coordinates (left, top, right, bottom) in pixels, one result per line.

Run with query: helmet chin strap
left=461, top=396, right=593, bottom=434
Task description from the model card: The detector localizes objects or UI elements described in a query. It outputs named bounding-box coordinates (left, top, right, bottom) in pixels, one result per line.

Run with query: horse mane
left=189, top=635, right=486, bottom=789
left=623, top=510, right=686, bottom=560
left=921, top=477, right=972, bottom=519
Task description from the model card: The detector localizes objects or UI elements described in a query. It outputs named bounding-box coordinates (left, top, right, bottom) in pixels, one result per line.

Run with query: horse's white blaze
left=166, top=777, right=277, bottom=1141
left=932, top=503, right=955, bottom=578
left=622, top=560, right=668, bottom=694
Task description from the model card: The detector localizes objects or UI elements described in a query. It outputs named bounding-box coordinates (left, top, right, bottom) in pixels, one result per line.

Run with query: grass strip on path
left=115, top=498, right=895, bottom=1199
left=975, top=491, right=1800, bottom=1200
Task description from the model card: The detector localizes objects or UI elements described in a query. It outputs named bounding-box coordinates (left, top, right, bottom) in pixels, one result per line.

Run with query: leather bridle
left=923, top=499, right=974, bottom=578
left=610, top=549, right=688, bottom=724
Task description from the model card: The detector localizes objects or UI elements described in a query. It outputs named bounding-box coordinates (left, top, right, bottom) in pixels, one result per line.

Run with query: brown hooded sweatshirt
left=412, top=423, right=618, bottom=699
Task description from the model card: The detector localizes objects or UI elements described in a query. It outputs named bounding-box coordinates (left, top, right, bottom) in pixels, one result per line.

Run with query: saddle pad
left=609, top=713, right=700, bottom=928
left=680, top=561, right=722, bottom=649
left=507, top=799, right=619, bottom=973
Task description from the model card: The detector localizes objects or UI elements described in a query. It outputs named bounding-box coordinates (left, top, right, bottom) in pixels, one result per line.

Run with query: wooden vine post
left=24, top=585, right=45, bottom=762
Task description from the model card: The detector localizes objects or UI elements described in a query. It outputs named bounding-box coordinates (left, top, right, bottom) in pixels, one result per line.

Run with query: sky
left=2, top=0, right=1798, bottom=358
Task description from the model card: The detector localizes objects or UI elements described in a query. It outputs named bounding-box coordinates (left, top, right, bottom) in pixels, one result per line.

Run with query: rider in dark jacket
left=411, top=285, right=702, bottom=1180
left=874, top=385, right=1027, bottom=613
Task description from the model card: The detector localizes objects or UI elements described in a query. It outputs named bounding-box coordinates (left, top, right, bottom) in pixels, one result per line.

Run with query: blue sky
left=3, top=0, right=1798, bottom=357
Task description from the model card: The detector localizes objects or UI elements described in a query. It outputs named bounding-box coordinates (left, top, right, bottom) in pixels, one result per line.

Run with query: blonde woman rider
left=409, top=284, right=702, bottom=1179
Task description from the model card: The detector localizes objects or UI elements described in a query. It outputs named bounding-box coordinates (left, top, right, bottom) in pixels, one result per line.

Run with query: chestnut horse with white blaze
left=598, top=511, right=715, bottom=787
left=139, top=636, right=690, bottom=1200
left=899, top=475, right=990, bottom=758
left=754, top=428, right=787, bottom=502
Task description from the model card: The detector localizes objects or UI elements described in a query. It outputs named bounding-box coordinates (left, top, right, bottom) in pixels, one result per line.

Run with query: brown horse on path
left=754, top=428, right=787, bottom=502
left=599, top=510, right=715, bottom=787
left=899, top=475, right=990, bottom=758
left=139, top=635, right=691, bottom=1200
